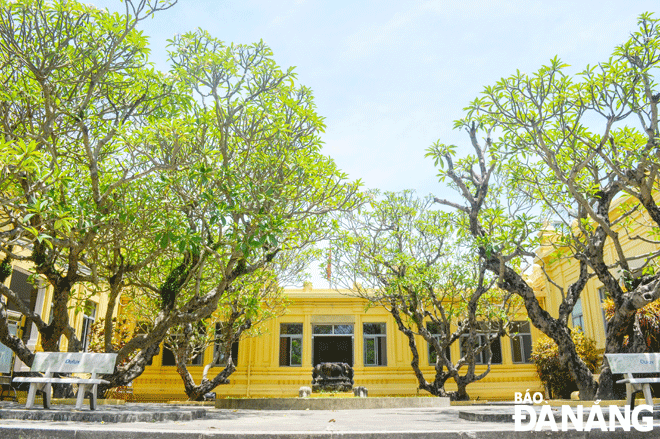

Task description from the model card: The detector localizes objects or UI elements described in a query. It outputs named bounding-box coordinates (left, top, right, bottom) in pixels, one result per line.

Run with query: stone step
left=0, top=403, right=206, bottom=423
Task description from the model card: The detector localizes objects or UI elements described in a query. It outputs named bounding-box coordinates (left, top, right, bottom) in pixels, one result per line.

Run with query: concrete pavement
left=0, top=402, right=659, bottom=438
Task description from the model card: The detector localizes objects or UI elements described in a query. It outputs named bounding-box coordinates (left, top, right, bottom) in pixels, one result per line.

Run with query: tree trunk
left=560, top=342, right=597, bottom=400
left=452, top=377, right=470, bottom=401
left=389, top=306, right=450, bottom=397
left=99, top=343, right=162, bottom=395
left=0, top=300, right=35, bottom=366
left=596, top=309, right=646, bottom=400
left=177, top=361, right=234, bottom=401
left=484, top=258, right=599, bottom=399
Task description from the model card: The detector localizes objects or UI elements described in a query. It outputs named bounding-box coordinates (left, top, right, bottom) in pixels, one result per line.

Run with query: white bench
left=605, top=353, right=660, bottom=408
left=13, top=352, right=117, bottom=410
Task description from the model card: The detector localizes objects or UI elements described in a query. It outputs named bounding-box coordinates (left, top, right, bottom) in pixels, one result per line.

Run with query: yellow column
left=303, top=314, right=312, bottom=367
left=354, top=315, right=363, bottom=367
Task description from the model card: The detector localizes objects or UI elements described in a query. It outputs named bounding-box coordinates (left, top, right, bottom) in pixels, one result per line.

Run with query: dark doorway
left=313, top=336, right=353, bottom=366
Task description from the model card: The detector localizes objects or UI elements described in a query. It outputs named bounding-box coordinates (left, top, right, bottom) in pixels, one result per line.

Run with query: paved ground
left=0, top=402, right=659, bottom=438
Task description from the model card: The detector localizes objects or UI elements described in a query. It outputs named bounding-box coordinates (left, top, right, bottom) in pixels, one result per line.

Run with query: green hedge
left=530, top=329, right=599, bottom=399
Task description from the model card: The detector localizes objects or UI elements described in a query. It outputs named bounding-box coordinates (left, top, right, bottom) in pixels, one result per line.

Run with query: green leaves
left=0, top=0, right=363, bottom=386
left=334, top=190, right=490, bottom=313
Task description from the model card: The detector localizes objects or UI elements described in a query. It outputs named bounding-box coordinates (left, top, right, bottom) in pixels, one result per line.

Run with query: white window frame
left=213, top=323, right=239, bottom=367
left=80, top=300, right=97, bottom=352
left=460, top=331, right=502, bottom=365
left=509, top=321, right=532, bottom=364
left=279, top=323, right=303, bottom=367
left=363, top=323, right=387, bottom=366
left=426, top=322, right=450, bottom=365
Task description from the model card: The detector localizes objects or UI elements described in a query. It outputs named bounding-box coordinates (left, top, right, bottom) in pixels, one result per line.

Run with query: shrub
left=602, top=298, right=660, bottom=351
left=530, top=329, right=599, bottom=399
left=88, top=317, right=140, bottom=365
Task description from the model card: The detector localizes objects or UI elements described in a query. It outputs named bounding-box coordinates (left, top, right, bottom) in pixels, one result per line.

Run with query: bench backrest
left=0, top=321, right=18, bottom=374
left=605, top=353, right=660, bottom=374
left=31, top=352, right=117, bottom=375
left=0, top=345, right=13, bottom=374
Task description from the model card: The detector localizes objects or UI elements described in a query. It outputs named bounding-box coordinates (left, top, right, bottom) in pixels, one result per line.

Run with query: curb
left=0, top=426, right=659, bottom=439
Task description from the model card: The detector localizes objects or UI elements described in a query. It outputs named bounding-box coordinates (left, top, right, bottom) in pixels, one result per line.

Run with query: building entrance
left=313, top=336, right=353, bottom=365
left=312, top=324, right=354, bottom=366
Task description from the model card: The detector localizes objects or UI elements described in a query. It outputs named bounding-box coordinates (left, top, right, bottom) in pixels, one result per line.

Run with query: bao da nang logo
left=513, top=391, right=654, bottom=432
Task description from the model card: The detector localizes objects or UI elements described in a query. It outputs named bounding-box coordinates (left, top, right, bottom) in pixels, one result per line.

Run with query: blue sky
left=90, top=0, right=659, bottom=197
left=88, top=0, right=657, bottom=287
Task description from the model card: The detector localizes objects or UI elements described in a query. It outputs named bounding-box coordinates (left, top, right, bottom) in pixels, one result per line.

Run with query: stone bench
left=605, top=353, right=660, bottom=408
left=13, top=352, right=117, bottom=410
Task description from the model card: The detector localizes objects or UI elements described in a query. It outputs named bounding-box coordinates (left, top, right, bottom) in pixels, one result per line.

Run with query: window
left=363, top=323, right=386, bottom=366
left=313, top=324, right=353, bottom=335
left=312, top=323, right=354, bottom=366
left=190, top=346, right=204, bottom=366
left=161, top=344, right=177, bottom=366
left=279, top=323, right=302, bottom=366
left=80, top=301, right=97, bottom=352
left=6, top=268, right=38, bottom=343
left=162, top=327, right=205, bottom=367
left=0, top=320, right=18, bottom=374
left=213, top=341, right=239, bottom=367
left=571, top=297, right=584, bottom=330
left=427, top=322, right=451, bottom=365
left=5, top=269, right=36, bottom=314
left=509, top=321, right=532, bottom=363
left=460, top=325, right=502, bottom=365
left=213, top=323, right=239, bottom=367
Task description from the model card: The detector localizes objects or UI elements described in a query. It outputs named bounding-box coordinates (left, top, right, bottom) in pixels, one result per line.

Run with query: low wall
left=215, top=396, right=450, bottom=410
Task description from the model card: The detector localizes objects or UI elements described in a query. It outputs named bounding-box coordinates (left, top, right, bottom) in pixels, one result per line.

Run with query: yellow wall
left=134, top=289, right=542, bottom=401
left=534, top=194, right=660, bottom=352
left=2, top=257, right=542, bottom=401
left=6, top=193, right=658, bottom=401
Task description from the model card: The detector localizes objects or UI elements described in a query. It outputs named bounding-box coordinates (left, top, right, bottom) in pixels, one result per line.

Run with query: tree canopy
left=428, top=12, right=660, bottom=399
left=332, top=191, right=517, bottom=400
left=0, top=0, right=361, bottom=395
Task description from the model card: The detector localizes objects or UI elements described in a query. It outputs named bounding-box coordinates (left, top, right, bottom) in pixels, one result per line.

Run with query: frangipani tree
left=0, top=0, right=180, bottom=367
left=428, top=119, right=607, bottom=400
left=98, top=31, right=361, bottom=392
left=165, top=268, right=287, bottom=401
left=162, top=249, right=315, bottom=401
left=0, top=0, right=362, bottom=398
left=332, top=191, right=516, bottom=400
left=428, top=12, right=660, bottom=399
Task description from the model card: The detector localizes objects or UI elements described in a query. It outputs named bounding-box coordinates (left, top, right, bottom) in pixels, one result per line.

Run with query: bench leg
left=90, top=383, right=97, bottom=411
left=642, top=384, right=653, bottom=407
left=42, top=383, right=51, bottom=409
left=25, top=383, right=38, bottom=409
left=626, top=383, right=649, bottom=410
left=76, top=384, right=87, bottom=410
left=626, top=383, right=635, bottom=408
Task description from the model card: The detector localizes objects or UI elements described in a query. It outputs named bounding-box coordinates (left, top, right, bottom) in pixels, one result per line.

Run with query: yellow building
left=131, top=287, right=542, bottom=401
left=2, top=262, right=544, bottom=402
left=5, top=195, right=660, bottom=402
left=533, top=194, right=660, bottom=353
